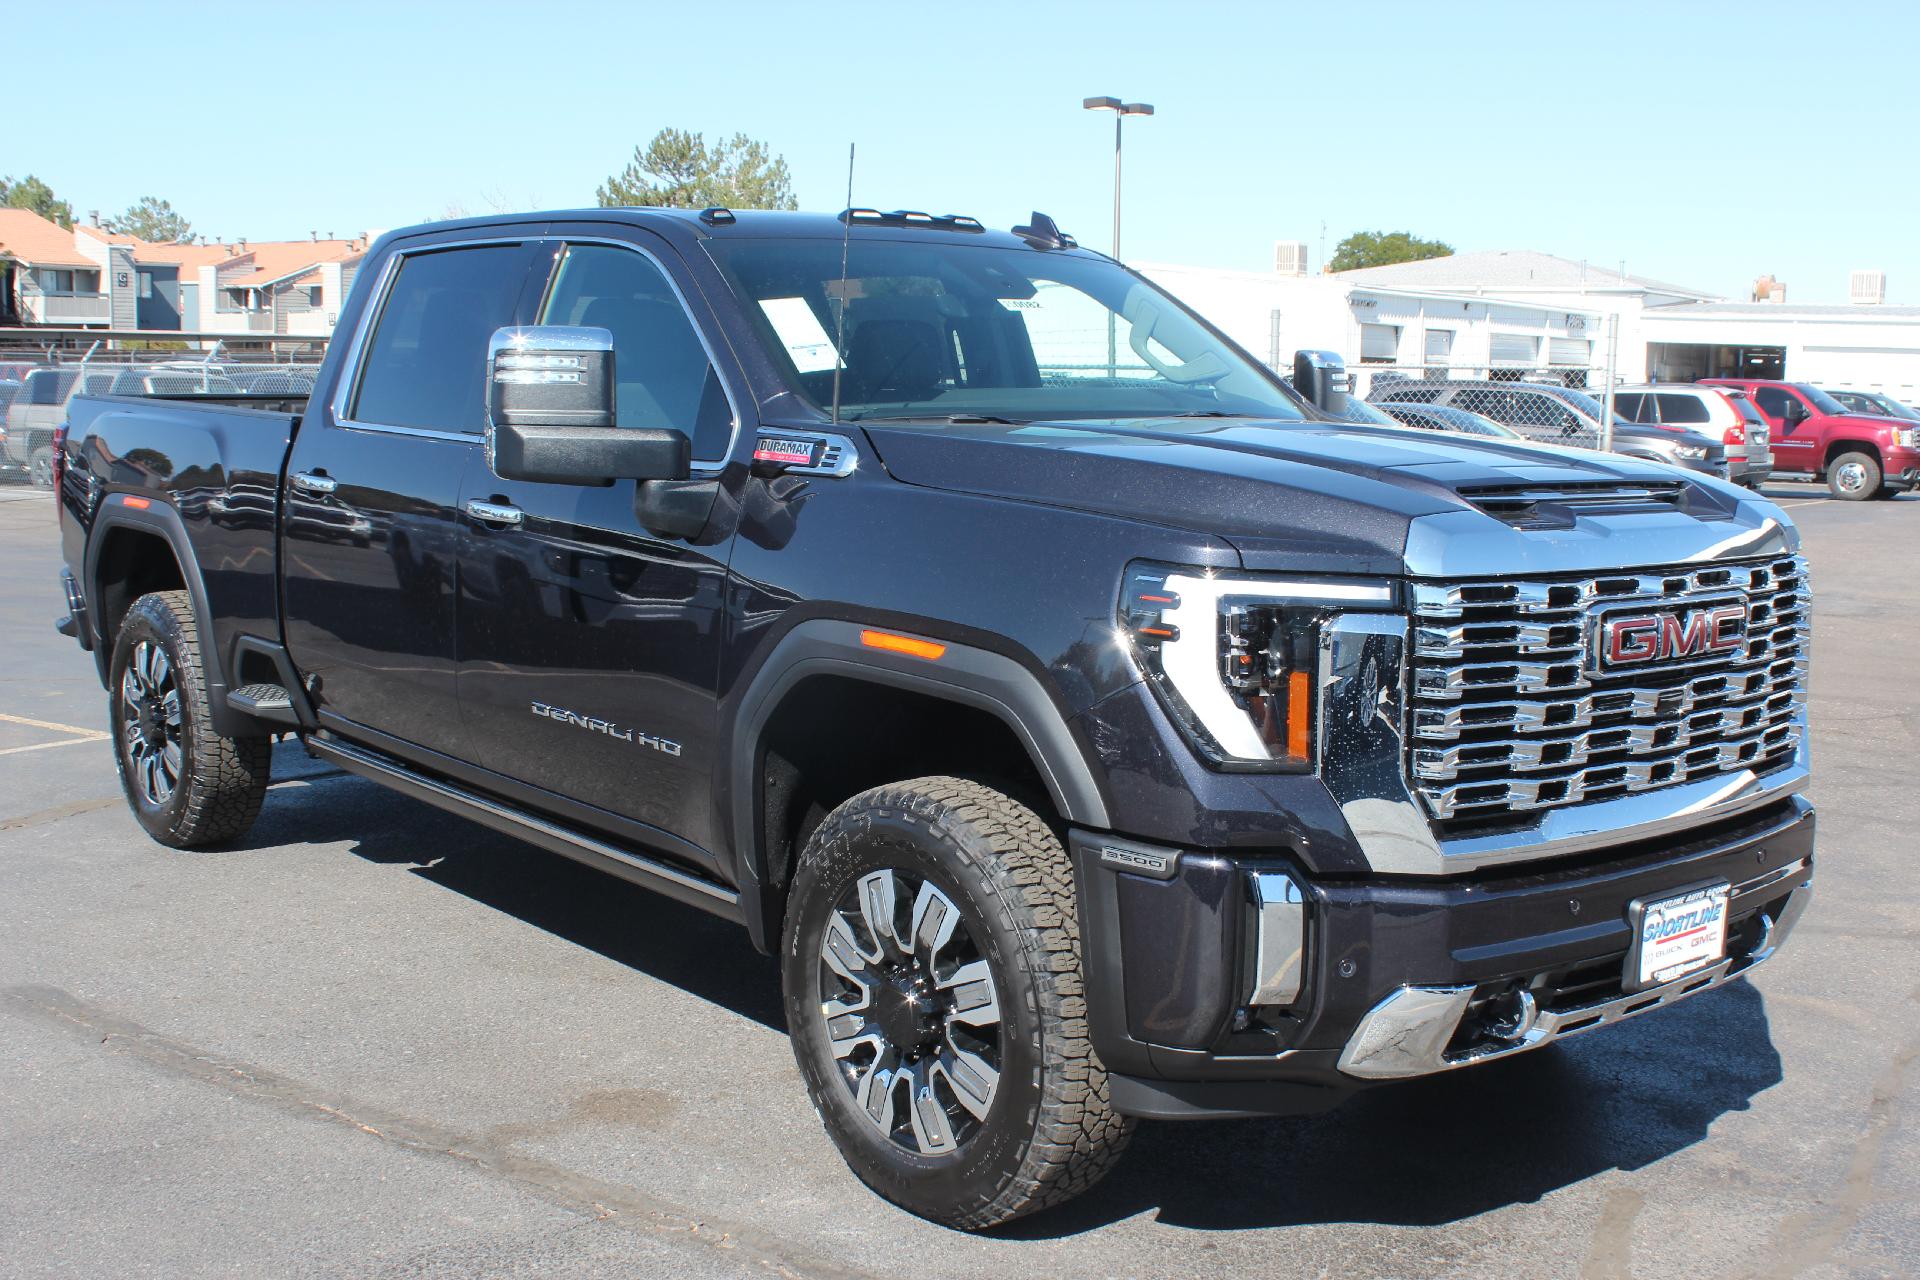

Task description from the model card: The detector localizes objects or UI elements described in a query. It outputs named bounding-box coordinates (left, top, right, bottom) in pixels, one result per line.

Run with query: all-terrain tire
left=109, top=590, right=270, bottom=848
left=782, top=776, right=1133, bottom=1230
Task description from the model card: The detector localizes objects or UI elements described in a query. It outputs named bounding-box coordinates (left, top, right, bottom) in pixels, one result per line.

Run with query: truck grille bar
left=1406, top=557, right=1809, bottom=827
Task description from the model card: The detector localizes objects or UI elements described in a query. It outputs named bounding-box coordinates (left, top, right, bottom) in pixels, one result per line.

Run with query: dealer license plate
left=1627, top=882, right=1731, bottom=991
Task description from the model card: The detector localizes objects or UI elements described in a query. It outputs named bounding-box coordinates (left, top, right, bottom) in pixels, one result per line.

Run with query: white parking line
left=0, top=736, right=105, bottom=757
left=0, top=711, right=104, bottom=737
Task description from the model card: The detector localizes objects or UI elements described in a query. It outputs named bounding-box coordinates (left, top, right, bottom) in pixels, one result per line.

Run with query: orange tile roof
left=221, top=239, right=363, bottom=289
left=0, top=208, right=93, bottom=268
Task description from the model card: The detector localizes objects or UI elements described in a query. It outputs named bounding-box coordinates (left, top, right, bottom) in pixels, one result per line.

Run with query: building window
left=138, top=271, right=154, bottom=299
left=1359, top=323, right=1400, bottom=364
left=36, top=268, right=101, bottom=295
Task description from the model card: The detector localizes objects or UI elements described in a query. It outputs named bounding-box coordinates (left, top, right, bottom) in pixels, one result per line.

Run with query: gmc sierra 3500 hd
left=53, top=207, right=1815, bottom=1230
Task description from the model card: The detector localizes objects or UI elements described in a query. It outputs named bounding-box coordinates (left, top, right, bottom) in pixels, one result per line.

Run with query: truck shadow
left=1006, top=976, right=1782, bottom=1236
left=245, top=757, right=786, bottom=1032
left=247, top=756, right=1783, bottom=1235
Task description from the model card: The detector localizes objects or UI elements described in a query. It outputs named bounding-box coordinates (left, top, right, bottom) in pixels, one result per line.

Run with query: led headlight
left=1121, top=564, right=1394, bottom=769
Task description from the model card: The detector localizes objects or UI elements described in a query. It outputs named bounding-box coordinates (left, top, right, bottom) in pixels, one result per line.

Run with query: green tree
left=104, top=196, right=193, bottom=243
left=0, top=174, right=74, bottom=228
left=1329, top=230, right=1453, bottom=273
left=597, top=129, right=797, bottom=211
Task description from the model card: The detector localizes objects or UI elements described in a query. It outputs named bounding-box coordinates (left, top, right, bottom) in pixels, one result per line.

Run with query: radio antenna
left=830, top=142, right=855, bottom=426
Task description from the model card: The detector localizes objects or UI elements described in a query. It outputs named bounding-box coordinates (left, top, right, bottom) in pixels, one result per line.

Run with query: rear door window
left=351, top=243, right=538, bottom=433
left=1654, top=393, right=1710, bottom=425
left=1610, top=393, right=1646, bottom=421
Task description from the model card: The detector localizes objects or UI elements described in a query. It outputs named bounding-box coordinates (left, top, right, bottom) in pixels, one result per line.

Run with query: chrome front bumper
left=1337, top=863, right=1812, bottom=1080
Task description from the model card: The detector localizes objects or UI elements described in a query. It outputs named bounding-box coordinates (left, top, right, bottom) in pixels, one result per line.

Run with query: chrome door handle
left=291, top=471, right=337, bottom=497
left=465, top=499, right=524, bottom=527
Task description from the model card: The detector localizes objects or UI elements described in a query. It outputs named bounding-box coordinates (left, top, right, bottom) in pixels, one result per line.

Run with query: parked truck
left=1702, top=377, right=1920, bottom=500
left=54, top=207, right=1815, bottom=1229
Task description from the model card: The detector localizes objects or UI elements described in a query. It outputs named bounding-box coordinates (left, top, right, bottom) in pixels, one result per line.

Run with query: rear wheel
left=29, top=446, right=53, bottom=488
left=109, top=590, right=271, bottom=848
left=782, top=776, right=1132, bottom=1230
left=1826, top=450, right=1881, bottom=501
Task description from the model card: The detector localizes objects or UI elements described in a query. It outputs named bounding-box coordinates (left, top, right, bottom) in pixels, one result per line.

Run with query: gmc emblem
left=1592, top=599, right=1747, bottom=672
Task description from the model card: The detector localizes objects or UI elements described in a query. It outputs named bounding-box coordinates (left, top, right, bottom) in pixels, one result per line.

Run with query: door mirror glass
left=485, top=325, right=690, bottom=486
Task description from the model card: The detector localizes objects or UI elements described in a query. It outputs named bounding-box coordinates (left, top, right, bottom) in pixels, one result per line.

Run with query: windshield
left=1872, top=393, right=1920, bottom=421
left=704, top=237, right=1307, bottom=423
left=1722, top=392, right=1765, bottom=425
left=1798, top=385, right=1848, bottom=415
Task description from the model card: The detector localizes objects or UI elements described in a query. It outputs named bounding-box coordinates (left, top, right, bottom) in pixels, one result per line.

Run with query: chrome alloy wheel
left=1834, top=459, right=1870, bottom=496
left=818, top=869, right=1003, bottom=1156
left=119, top=639, right=183, bottom=806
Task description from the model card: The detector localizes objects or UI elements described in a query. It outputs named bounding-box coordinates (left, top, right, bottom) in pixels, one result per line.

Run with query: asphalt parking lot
left=1, top=479, right=1914, bottom=1279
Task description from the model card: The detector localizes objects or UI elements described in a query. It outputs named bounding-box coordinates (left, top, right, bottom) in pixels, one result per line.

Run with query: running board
left=306, top=734, right=744, bottom=924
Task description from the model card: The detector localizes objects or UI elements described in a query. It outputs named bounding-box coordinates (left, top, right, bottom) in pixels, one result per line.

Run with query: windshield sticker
left=759, top=297, right=838, bottom=373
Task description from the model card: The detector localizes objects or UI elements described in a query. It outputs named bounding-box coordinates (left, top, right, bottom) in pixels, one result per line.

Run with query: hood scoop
left=1457, top=479, right=1693, bottom=529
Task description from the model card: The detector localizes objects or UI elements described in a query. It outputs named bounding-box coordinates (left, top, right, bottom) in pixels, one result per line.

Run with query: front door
left=455, top=235, right=742, bottom=865
left=282, top=237, right=543, bottom=762
left=1751, top=385, right=1818, bottom=471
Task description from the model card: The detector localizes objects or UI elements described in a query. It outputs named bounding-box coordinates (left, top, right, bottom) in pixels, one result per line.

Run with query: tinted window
left=1610, top=393, right=1646, bottom=421
left=1377, top=388, right=1440, bottom=404
left=539, top=244, right=733, bottom=460
left=1721, top=392, right=1765, bottom=425
left=352, top=244, right=533, bottom=433
left=1753, top=386, right=1795, bottom=419
left=1655, top=393, right=1710, bottom=424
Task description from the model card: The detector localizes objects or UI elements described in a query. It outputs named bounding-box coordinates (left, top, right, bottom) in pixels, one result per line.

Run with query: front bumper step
left=1337, top=868, right=1811, bottom=1079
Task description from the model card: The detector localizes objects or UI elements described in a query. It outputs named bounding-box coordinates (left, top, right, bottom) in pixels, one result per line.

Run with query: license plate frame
left=1625, top=880, right=1732, bottom=993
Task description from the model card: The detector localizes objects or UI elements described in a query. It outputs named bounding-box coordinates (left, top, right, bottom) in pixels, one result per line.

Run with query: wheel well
left=93, top=527, right=186, bottom=654
left=754, top=675, right=1056, bottom=927
left=1824, top=440, right=1881, bottom=470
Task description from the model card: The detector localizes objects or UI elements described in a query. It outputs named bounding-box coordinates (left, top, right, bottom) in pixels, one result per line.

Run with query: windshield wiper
left=856, top=412, right=1028, bottom=425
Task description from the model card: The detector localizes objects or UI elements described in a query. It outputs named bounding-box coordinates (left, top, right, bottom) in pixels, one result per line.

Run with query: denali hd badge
left=1590, top=598, right=1746, bottom=674
left=530, top=701, right=682, bottom=756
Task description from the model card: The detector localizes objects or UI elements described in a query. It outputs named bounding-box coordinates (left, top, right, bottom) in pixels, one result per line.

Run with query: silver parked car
left=1609, top=384, right=1773, bottom=489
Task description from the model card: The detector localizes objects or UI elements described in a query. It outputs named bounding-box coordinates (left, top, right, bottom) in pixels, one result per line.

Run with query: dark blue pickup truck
left=53, top=207, right=1815, bottom=1228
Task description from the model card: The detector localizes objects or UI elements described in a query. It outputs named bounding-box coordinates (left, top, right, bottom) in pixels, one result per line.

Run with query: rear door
left=282, top=236, right=544, bottom=762
left=453, top=231, right=743, bottom=868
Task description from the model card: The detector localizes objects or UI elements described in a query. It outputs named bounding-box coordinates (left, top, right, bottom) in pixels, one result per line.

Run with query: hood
left=860, top=416, right=1794, bottom=576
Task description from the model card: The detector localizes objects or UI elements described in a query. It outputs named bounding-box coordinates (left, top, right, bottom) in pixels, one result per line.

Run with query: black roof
left=381, top=207, right=1081, bottom=254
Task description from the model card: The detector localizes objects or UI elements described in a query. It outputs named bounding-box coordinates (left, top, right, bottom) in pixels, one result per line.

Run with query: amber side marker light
left=121, top=496, right=151, bottom=510
left=860, top=629, right=947, bottom=661
left=1285, top=670, right=1312, bottom=761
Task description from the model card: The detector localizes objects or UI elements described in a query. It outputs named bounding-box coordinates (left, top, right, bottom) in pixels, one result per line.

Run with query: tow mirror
left=485, top=326, right=690, bottom=487
left=1293, top=349, right=1349, bottom=418
left=1780, top=399, right=1807, bottom=424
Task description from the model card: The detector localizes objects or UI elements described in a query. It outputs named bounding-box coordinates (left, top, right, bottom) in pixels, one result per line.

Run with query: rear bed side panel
left=62, top=397, right=296, bottom=711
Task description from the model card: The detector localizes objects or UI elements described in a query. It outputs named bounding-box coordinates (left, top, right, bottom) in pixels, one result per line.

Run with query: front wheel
left=109, top=590, right=271, bottom=848
left=782, top=777, right=1132, bottom=1230
left=1827, top=450, right=1881, bottom=501
left=29, top=446, right=53, bottom=488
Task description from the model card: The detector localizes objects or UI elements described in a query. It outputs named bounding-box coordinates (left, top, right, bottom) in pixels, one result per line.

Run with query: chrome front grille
left=1407, top=557, right=1809, bottom=827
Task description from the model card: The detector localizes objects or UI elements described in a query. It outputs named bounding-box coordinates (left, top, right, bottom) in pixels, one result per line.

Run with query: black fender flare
left=84, top=496, right=247, bottom=739
left=726, top=618, right=1110, bottom=951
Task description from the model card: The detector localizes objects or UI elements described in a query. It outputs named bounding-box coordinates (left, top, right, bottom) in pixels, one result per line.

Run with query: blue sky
left=10, top=1, right=1912, bottom=303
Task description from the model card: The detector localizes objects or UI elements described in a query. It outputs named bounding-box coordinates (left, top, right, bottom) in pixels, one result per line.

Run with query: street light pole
left=1083, top=96, right=1153, bottom=378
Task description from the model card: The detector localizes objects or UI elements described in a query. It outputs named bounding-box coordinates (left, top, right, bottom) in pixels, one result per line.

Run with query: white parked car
left=1608, top=384, right=1773, bottom=488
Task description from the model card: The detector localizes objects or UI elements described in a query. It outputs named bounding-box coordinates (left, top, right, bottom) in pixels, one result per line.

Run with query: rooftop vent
left=1850, top=270, right=1886, bottom=306
left=1274, top=240, right=1308, bottom=277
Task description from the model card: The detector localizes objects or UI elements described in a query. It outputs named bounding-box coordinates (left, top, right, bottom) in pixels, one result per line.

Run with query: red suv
left=1702, top=378, right=1920, bottom=500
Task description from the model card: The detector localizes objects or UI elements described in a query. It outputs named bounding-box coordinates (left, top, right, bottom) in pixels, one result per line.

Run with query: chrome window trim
left=328, top=233, right=744, bottom=472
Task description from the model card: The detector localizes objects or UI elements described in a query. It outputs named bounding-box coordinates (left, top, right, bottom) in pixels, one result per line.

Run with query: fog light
left=1484, top=988, right=1538, bottom=1041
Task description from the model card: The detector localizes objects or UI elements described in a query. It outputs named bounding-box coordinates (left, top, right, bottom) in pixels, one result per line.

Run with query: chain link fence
left=1349, top=364, right=1617, bottom=450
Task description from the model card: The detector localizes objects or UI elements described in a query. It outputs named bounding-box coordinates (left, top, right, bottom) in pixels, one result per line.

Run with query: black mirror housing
left=490, top=422, right=690, bottom=487
left=1293, top=349, right=1349, bottom=418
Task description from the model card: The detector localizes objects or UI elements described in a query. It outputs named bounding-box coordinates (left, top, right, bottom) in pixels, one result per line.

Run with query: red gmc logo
left=1596, top=602, right=1747, bottom=670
